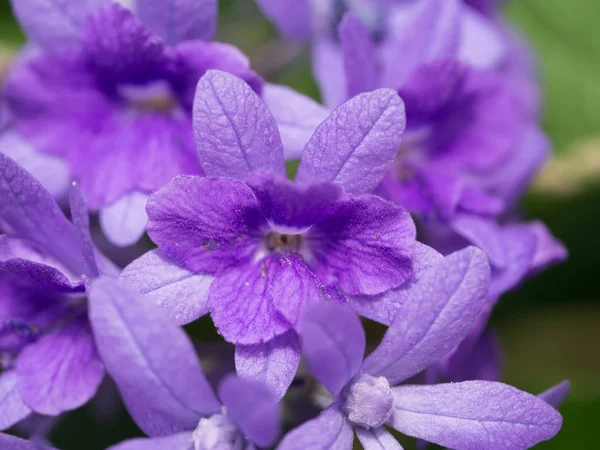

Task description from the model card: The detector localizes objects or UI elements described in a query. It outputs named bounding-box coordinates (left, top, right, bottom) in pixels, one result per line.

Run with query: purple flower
left=88, top=277, right=280, bottom=449
left=278, top=247, right=563, bottom=450
left=0, top=432, right=53, bottom=449
left=0, top=153, right=117, bottom=428
left=3, top=0, right=260, bottom=246
left=121, top=69, right=417, bottom=395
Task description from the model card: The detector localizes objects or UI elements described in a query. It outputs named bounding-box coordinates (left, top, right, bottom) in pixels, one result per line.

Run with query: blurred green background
left=1, top=0, right=599, bottom=448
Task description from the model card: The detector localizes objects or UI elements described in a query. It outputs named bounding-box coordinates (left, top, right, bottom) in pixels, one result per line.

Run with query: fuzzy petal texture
left=277, top=405, right=354, bottom=450
left=208, top=258, right=291, bottom=345
left=356, top=427, right=404, bottom=450
left=137, top=0, right=217, bottom=44
left=194, top=70, right=285, bottom=179
left=69, top=182, right=98, bottom=277
left=300, top=302, right=365, bottom=397
left=255, top=0, right=312, bottom=40
left=0, top=371, right=32, bottom=430
left=381, top=0, right=461, bottom=89
left=99, top=191, right=149, bottom=248
left=89, top=277, right=220, bottom=437
left=296, top=89, right=406, bottom=195
left=339, top=13, right=378, bottom=98
left=0, top=153, right=86, bottom=276
left=16, top=319, right=104, bottom=416
left=349, top=242, right=443, bottom=325
left=218, top=375, right=279, bottom=448
left=108, top=432, right=194, bottom=450
left=539, top=380, right=570, bottom=410
left=120, top=249, right=213, bottom=326
left=308, top=195, right=416, bottom=296
left=234, top=330, right=301, bottom=400
left=363, top=247, right=490, bottom=384
left=262, top=83, right=329, bottom=160
left=389, top=381, right=563, bottom=450
left=146, top=176, right=263, bottom=274
left=9, top=0, right=108, bottom=52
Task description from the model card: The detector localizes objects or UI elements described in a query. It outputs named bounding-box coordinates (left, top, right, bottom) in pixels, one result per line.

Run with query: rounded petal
left=99, top=192, right=149, bottom=248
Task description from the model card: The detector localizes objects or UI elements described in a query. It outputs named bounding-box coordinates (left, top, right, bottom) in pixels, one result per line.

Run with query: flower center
left=265, top=231, right=303, bottom=253
left=118, top=80, right=179, bottom=114
left=192, top=414, right=244, bottom=450
left=340, top=374, right=394, bottom=429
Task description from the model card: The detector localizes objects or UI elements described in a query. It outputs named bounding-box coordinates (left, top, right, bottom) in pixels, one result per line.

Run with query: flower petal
left=194, top=70, right=285, bottom=179
left=308, top=195, right=416, bottom=296
left=137, top=0, right=217, bottom=44
left=234, top=330, right=301, bottom=400
left=300, top=302, right=365, bottom=397
left=389, top=381, right=562, bottom=450
left=312, top=37, right=347, bottom=109
left=349, top=242, right=443, bottom=325
left=120, top=249, right=213, bottom=326
left=69, top=182, right=98, bottom=277
left=538, top=380, right=570, bottom=410
left=16, top=318, right=104, bottom=416
left=107, top=433, right=194, bottom=450
left=255, top=0, right=312, bottom=40
left=146, top=176, right=263, bottom=274
left=218, top=375, right=280, bottom=448
left=0, top=153, right=86, bottom=276
left=0, top=432, right=54, bottom=450
left=339, top=13, right=378, bottom=98
left=296, top=89, right=406, bottom=195
left=0, top=371, right=31, bottom=431
left=278, top=405, right=354, bottom=450
left=261, top=83, right=329, bottom=160
left=451, top=214, right=507, bottom=268
left=99, top=191, right=149, bottom=248
left=208, top=259, right=292, bottom=345
left=9, top=0, right=108, bottom=52
left=88, top=277, right=220, bottom=437
left=356, top=427, right=404, bottom=450
left=363, top=247, right=490, bottom=384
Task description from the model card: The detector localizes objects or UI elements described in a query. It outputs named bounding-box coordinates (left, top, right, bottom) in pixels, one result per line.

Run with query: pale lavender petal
left=356, top=427, right=404, bottom=450
left=218, top=375, right=279, bottom=448
left=9, top=0, right=108, bottom=51
left=313, top=37, right=347, bottom=109
left=451, top=214, right=507, bottom=268
left=16, top=319, right=104, bottom=416
left=208, top=259, right=292, bottom=345
left=528, top=221, right=568, bottom=274
left=255, top=0, right=312, bottom=40
left=0, top=433, right=54, bottom=450
left=300, top=302, right=365, bottom=397
left=278, top=405, right=354, bottom=450
left=0, top=130, right=70, bottom=198
left=0, top=371, right=32, bottom=430
left=539, top=380, right=570, bottom=410
left=363, top=247, right=490, bottom=384
left=99, top=192, right=149, bottom=248
left=381, top=0, right=461, bottom=89
left=261, top=83, right=329, bottom=160
left=88, top=277, right=220, bottom=437
left=234, top=330, right=301, bottom=400
left=137, top=0, right=217, bottom=44
left=146, top=176, right=263, bottom=274
left=349, top=242, right=443, bottom=325
left=120, top=249, right=213, bottom=326
left=0, top=153, right=86, bottom=276
left=339, top=13, right=378, bottom=98
left=107, top=433, right=194, bottom=450
left=458, top=6, right=506, bottom=69
left=308, top=195, right=416, bottom=296
left=69, top=182, right=98, bottom=277
left=389, top=381, right=562, bottom=450
left=194, top=70, right=285, bottom=179
left=296, top=89, right=406, bottom=195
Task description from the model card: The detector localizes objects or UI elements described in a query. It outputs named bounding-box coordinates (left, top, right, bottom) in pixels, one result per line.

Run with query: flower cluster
left=0, top=0, right=569, bottom=449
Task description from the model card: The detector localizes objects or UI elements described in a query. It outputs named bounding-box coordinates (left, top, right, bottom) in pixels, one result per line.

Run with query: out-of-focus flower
left=278, top=249, right=563, bottom=450
left=2, top=0, right=260, bottom=247
left=88, top=277, right=280, bottom=449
